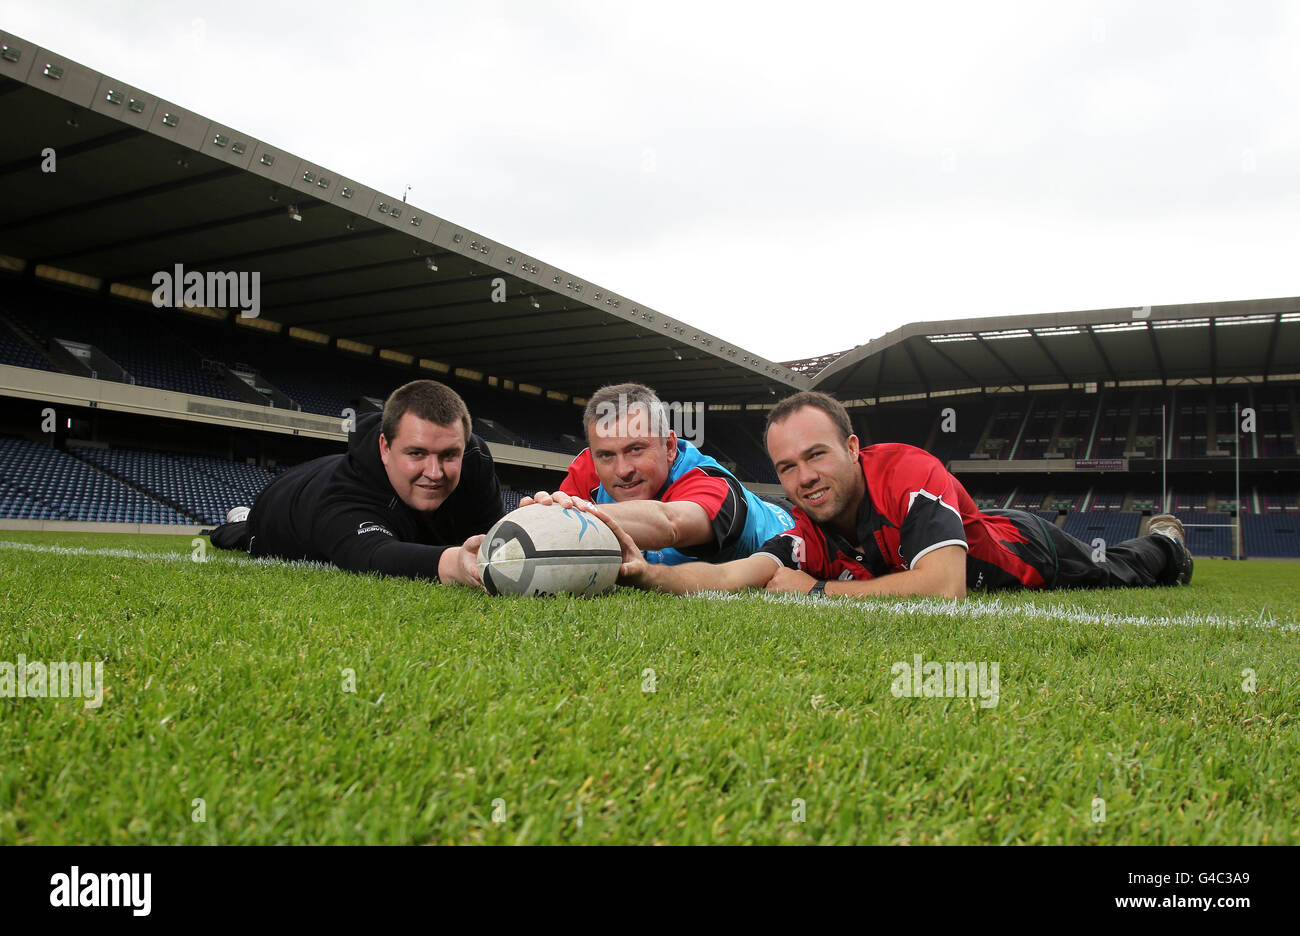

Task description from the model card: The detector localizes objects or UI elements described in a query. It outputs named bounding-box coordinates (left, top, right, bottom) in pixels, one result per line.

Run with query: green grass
left=1, top=530, right=1297, bottom=845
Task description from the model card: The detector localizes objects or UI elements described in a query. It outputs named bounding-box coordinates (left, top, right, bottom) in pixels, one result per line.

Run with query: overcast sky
left=7, top=1, right=1299, bottom=362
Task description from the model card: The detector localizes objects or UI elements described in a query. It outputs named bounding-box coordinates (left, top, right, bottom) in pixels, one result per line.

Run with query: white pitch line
left=0, top=538, right=331, bottom=572
left=693, top=589, right=1300, bottom=634
left=2, top=539, right=1296, bottom=634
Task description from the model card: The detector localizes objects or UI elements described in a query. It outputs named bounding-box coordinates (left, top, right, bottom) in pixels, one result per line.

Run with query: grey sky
left=7, top=1, right=1298, bottom=362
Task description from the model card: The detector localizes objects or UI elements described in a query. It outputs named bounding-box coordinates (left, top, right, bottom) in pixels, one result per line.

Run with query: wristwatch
left=808, top=580, right=827, bottom=596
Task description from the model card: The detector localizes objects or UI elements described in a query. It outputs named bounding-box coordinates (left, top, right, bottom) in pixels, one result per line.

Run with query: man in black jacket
left=209, top=380, right=504, bottom=585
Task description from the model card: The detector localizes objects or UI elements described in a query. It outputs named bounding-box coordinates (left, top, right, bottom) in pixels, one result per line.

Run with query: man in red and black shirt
left=593, top=391, right=1192, bottom=598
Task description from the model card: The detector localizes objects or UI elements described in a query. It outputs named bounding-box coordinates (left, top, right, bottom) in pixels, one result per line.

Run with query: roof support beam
left=1144, top=322, right=1168, bottom=383
left=0, top=127, right=142, bottom=183
left=923, top=342, right=981, bottom=387
left=1029, top=332, right=1071, bottom=384
left=872, top=346, right=889, bottom=400
left=112, top=224, right=392, bottom=285
left=901, top=339, right=931, bottom=396
left=1262, top=313, right=1282, bottom=381
left=827, top=349, right=874, bottom=397
left=1084, top=326, right=1119, bottom=383
left=1209, top=316, right=1218, bottom=382
left=972, top=334, right=1026, bottom=386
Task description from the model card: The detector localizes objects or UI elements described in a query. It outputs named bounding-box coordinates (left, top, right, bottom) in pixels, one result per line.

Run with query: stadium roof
left=0, top=30, right=806, bottom=404
left=813, top=298, right=1300, bottom=400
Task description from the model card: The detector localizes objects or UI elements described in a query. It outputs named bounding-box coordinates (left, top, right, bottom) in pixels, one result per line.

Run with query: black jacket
left=246, top=412, right=504, bottom=580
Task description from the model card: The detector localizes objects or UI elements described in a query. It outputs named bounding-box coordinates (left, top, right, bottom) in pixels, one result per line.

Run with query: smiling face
left=378, top=412, right=465, bottom=512
left=587, top=404, right=677, bottom=502
left=766, top=405, right=865, bottom=534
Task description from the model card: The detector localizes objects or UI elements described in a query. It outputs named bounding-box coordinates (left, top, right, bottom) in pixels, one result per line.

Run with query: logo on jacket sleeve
left=357, top=522, right=393, bottom=537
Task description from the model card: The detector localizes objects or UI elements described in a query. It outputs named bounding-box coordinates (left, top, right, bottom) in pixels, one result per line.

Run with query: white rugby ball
left=478, top=503, right=622, bottom=597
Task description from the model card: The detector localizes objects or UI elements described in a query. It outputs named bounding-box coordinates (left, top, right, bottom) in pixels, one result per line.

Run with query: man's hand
left=586, top=504, right=649, bottom=585
left=437, top=534, right=486, bottom=589
left=519, top=490, right=579, bottom=509
left=765, top=567, right=818, bottom=594
left=588, top=502, right=778, bottom=595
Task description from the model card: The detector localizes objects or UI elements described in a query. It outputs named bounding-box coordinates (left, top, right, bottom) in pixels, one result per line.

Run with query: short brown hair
left=381, top=380, right=472, bottom=444
left=764, top=391, right=854, bottom=449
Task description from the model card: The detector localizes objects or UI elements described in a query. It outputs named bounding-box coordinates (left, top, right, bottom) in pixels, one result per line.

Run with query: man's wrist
left=436, top=546, right=458, bottom=584
left=808, top=579, right=827, bottom=596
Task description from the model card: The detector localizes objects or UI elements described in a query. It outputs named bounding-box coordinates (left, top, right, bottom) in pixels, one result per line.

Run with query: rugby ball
left=478, top=504, right=622, bottom=597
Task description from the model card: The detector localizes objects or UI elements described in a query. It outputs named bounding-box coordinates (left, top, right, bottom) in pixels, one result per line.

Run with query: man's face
left=587, top=405, right=677, bottom=502
left=378, top=412, right=465, bottom=512
left=766, top=406, right=864, bottom=530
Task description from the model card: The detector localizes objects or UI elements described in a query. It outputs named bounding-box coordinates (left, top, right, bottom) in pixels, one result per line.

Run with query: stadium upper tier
left=811, top=299, right=1300, bottom=399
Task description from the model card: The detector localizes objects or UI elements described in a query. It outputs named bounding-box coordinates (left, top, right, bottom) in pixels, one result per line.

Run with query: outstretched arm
left=765, top=544, right=967, bottom=599
left=587, top=504, right=776, bottom=595
left=524, top=490, right=712, bottom=552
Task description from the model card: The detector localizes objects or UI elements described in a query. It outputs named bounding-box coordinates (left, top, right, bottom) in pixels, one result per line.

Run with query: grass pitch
left=1, top=530, right=1297, bottom=845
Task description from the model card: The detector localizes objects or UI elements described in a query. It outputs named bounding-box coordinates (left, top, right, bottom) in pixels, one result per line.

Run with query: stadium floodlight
left=425, top=257, right=438, bottom=272
left=287, top=204, right=302, bottom=222
left=529, top=297, right=541, bottom=309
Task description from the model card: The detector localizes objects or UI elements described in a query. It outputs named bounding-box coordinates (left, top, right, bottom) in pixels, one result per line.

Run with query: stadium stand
left=925, top=397, right=995, bottom=464
left=1173, top=394, right=1209, bottom=458
left=1173, top=491, right=1210, bottom=513
left=0, top=315, right=55, bottom=372
left=0, top=473, right=59, bottom=519
left=1092, top=395, right=1132, bottom=459
left=1243, top=513, right=1300, bottom=558
left=980, top=400, right=1024, bottom=460
left=72, top=445, right=280, bottom=525
left=962, top=486, right=1014, bottom=511
left=701, top=417, right=776, bottom=483
left=1, top=284, right=244, bottom=403
left=1054, top=395, right=1093, bottom=459
left=1045, top=489, right=1087, bottom=511
left=0, top=436, right=191, bottom=524
left=1257, top=388, right=1297, bottom=457
left=1010, top=485, right=1049, bottom=511
left=1087, top=489, right=1127, bottom=510
left=1013, top=395, right=1060, bottom=460
left=0, top=280, right=598, bottom=453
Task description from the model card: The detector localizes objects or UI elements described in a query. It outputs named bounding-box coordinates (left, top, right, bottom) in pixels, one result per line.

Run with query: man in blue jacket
left=523, top=382, right=793, bottom=565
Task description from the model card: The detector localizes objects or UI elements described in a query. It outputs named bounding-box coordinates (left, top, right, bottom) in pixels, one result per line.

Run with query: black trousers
left=986, top=509, right=1180, bottom=589
left=210, top=520, right=253, bottom=552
